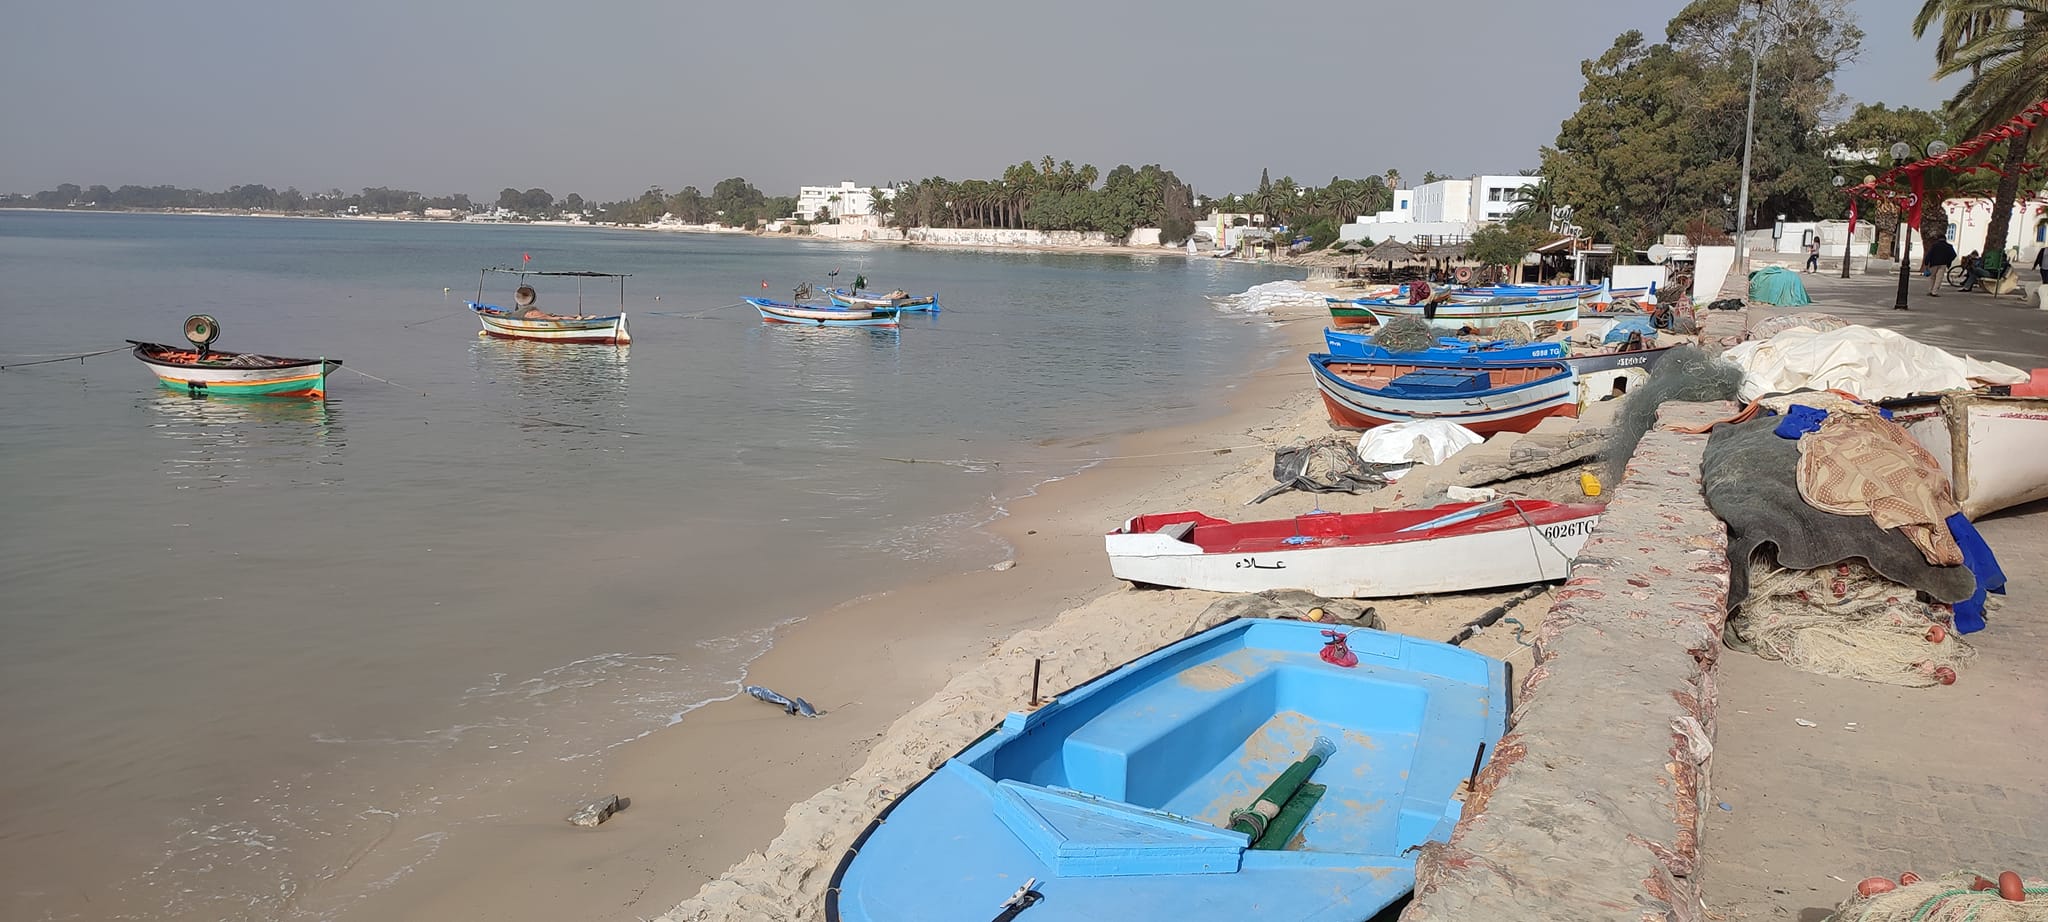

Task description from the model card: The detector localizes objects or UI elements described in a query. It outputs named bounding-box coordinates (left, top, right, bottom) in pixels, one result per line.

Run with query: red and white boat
left=1886, top=391, right=2048, bottom=520
left=1107, top=499, right=1604, bottom=597
left=1308, top=354, right=1579, bottom=434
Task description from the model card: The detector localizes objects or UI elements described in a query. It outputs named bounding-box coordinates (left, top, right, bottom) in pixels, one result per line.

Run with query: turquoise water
left=0, top=211, right=1292, bottom=920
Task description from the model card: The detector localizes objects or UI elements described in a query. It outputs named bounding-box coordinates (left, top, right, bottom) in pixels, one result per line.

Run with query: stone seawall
left=1403, top=400, right=1735, bottom=922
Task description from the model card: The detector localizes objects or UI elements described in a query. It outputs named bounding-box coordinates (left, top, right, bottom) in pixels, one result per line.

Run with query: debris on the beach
left=1207, top=280, right=1327, bottom=314
left=1356, top=419, right=1482, bottom=481
left=1248, top=435, right=1407, bottom=504
left=1444, top=485, right=1497, bottom=503
left=990, top=559, right=1016, bottom=571
left=567, top=794, right=627, bottom=827
left=745, top=685, right=821, bottom=718
left=1794, top=718, right=1818, bottom=727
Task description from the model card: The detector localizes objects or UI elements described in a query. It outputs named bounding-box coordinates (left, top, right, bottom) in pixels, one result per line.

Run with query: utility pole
left=1734, top=0, right=1765, bottom=277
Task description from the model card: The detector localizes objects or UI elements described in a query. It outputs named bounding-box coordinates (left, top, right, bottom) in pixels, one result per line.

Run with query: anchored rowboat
left=466, top=267, right=632, bottom=344
left=1309, top=354, right=1579, bottom=434
left=747, top=297, right=900, bottom=327
left=827, top=288, right=940, bottom=311
left=1107, top=499, right=1602, bottom=596
left=130, top=341, right=340, bottom=398
left=1363, top=293, right=1582, bottom=332
left=824, top=617, right=1510, bottom=922
left=1886, top=392, right=2048, bottom=520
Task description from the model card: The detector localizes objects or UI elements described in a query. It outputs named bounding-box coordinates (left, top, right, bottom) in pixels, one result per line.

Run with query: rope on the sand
left=881, top=442, right=1269, bottom=467
left=0, top=345, right=129, bottom=371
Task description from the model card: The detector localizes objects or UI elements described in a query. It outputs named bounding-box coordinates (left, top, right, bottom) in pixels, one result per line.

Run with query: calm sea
left=0, top=211, right=1291, bottom=920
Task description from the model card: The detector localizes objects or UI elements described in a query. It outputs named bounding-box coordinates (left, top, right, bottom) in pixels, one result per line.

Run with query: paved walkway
left=1695, top=269, right=2048, bottom=920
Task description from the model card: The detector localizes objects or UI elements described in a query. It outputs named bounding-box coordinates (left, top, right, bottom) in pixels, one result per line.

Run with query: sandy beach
left=331, top=280, right=1579, bottom=922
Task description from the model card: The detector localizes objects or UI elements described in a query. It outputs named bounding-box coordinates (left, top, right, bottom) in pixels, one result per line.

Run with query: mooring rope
left=0, top=345, right=130, bottom=371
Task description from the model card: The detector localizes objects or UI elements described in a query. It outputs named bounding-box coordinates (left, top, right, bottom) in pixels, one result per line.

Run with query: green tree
left=497, top=188, right=522, bottom=212
left=1468, top=223, right=1547, bottom=277
left=1914, top=0, right=2047, bottom=259
left=562, top=192, right=585, bottom=214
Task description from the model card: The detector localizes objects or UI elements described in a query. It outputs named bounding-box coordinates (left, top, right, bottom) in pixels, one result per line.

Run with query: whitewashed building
left=1339, top=173, right=1540, bottom=243
left=794, top=181, right=896, bottom=221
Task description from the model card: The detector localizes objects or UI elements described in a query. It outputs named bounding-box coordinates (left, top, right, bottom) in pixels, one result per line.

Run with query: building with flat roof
left=794, top=181, right=896, bottom=221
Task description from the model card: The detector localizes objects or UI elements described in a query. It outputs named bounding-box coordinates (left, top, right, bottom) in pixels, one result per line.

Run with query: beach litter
left=566, top=793, right=628, bottom=827
left=745, top=685, right=821, bottom=718
left=1248, top=435, right=1407, bottom=504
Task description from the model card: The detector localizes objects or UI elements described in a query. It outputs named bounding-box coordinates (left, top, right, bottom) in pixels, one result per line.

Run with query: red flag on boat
left=522, top=252, right=531, bottom=264
left=761, top=280, right=769, bottom=288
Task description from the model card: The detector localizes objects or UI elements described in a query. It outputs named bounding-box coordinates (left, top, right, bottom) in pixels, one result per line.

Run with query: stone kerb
left=1402, top=400, right=1734, bottom=922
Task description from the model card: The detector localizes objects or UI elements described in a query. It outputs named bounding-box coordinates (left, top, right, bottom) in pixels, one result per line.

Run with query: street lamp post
left=1893, top=143, right=1915, bottom=310
left=1733, top=0, right=1765, bottom=277
left=1833, top=175, right=1853, bottom=279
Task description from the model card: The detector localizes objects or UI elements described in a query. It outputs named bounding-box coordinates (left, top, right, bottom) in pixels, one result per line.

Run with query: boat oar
left=1228, top=736, right=1334, bottom=846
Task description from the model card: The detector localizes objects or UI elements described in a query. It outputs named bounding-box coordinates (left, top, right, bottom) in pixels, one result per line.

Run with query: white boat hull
left=1366, top=296, right=1580, bottom=332
left=475, top=311, right=631, bottom=344
left=1891, top=394, right=2048, bottom=520
left=1105, top=512, right=1601, bottom=597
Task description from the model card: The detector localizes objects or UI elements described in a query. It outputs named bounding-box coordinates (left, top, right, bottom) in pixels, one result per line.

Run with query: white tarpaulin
left=1356, top=419, right=1483, bottom=481
left=1722, top=324, right=2028, bottom=402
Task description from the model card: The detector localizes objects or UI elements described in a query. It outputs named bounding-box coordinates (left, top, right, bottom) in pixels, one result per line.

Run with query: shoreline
left=353, top=282, right=1551, bottom=921
left=328, top=280, right=1318, bottom=920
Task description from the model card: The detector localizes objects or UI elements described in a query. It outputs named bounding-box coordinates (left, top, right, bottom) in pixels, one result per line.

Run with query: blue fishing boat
left=825, top=617, right=1508, bottom=922
left=747, top=297, right=901, bottom=327
left=1322, top=328, right=1566, bottom=363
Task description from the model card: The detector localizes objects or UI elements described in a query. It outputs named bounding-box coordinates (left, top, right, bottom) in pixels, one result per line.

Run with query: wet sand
left=358, top=291, right=1546, bottom=921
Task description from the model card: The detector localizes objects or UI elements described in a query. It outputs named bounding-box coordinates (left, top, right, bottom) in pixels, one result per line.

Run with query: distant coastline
left=1, top=207, right=1264, bottom=263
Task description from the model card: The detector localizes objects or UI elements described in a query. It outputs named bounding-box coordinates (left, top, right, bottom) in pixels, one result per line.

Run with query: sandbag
left=1356, top=420, right=1483, bottom=481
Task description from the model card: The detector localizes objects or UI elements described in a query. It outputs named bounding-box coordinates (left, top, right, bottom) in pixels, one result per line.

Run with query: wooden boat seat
left=1154, top=521, right=1196, bottom=542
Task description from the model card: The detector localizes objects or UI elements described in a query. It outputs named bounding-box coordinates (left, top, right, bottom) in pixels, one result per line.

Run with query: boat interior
left=953, top=621, right=1500, bottom=866
left=133, top=343, right=312, bottom=368
left=1123, top=504, right=1553, bottom=555
left=1319, top=359, right=1563, bottom=392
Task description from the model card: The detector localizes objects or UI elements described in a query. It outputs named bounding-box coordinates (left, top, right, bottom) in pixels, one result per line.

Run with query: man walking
left=1805, top=237, right=1821, bottom=272
left=1923, top=236, right=1957, bottom=298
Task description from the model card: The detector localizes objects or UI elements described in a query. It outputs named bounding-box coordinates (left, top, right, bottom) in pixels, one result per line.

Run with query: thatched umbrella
left=1364, top=238, right=1423, bottom=263
left=1337, top=240, right=1368, bottom=254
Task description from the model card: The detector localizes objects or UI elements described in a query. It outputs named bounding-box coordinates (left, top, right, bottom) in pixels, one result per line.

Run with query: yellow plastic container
left=1580, top=471, right=1603, bottom=497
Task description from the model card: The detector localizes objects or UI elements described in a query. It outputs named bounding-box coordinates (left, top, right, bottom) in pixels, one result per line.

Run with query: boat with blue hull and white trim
left=1309, top=353, right=1579, bottom=434
left=826, top=288, right=940, bottom=312
left=1322, top=328, right=1566, bottom=363
left=748, top=297, right=901, bottom=327
left=824, top=617, right=1510, bottom=922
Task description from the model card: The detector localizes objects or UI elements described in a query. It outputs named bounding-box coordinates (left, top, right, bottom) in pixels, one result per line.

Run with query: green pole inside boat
left=1228, top=736, right=1334, bottom=845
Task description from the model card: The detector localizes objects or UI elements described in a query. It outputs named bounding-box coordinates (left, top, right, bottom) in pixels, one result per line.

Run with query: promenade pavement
left=1695, top=266, right=2048, bottom=920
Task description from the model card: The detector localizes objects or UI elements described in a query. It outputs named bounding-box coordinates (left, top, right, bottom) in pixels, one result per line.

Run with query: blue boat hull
left=826, top=618, right=1509, bottom=922
left=1322, top=328, right=1566, bottom=363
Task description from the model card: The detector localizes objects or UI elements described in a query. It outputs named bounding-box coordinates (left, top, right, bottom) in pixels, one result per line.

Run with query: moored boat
left=825, top=617, right=1510, bottom=922
left=826, top=288, right=940, bottom=311
left=1308, top=353, right=1579, bottom=434
left=1885, top=392, right=2048, bottom=520
left=1363, top=292, right=1582, bottom=332
left=1107, top=499, right=1602, bottom=596
left=1322, top=328, right=1566, bottom=363
left=466, top=267, right=632, bottom=344
left=129, top=314, right=339, bottom=398
left=748, top=297, right=901, bottom=327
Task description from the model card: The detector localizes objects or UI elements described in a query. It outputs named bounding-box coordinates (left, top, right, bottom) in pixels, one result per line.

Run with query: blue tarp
left=1747, top=265, right=1812, bottom=306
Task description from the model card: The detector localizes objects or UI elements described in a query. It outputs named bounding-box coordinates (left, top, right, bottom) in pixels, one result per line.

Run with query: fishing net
left=1489, top=319, right=1535, bottom=344
left=1728, top=553, right=1974, bottom=687
left=1605, top=345, right=1746, bottom=483
left=1831, top=872, right=2048, bottom=921
left=1369, top=316, right=1436, bottom=353
left=1249, top=435, right=1409, bottom=504
left=1750, top=312, right=1851, bottom=340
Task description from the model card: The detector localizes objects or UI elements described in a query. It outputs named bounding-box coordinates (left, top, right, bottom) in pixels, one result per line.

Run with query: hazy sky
left=0, top=0, right=1959, bottom=200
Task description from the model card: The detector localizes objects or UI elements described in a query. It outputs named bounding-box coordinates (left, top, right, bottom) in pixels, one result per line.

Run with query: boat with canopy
left=467, top=267, right=632, bottom=344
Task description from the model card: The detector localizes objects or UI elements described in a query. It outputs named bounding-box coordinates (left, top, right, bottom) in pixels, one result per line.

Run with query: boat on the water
left=466, top=267, right=632, bottom=344
left=1107, top=499, right=1602, bottom=596
left=825, top=617, right=1510, bottom=922
left=748, top=297, right=901, bottom=327
left=826, top=288, right=940, bottom=312
left=129, top=315, right=339, bottom=398
left=1309, top=353, right=1579, bottom=434
left=1885, top=391, right=2048, bottom=520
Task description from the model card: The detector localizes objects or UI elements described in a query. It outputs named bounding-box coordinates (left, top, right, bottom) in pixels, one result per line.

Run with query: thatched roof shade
left=1423, top=242, right=1470, bottom=261
left=1364, top=239, right=1424, bottom=262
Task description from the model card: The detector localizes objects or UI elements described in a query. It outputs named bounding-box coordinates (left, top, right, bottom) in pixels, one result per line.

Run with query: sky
left=0, top=0, right=1962, bottom=201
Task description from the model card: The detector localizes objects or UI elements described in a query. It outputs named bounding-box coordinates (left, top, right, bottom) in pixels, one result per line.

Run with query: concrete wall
left=1338, top=221, right=1470, bottom=243
left=902, top=227, right=1119, bottom=248
left=1402, top=401, right=1734, bottom=922
left=1612, top=264, right=1667, bottom=294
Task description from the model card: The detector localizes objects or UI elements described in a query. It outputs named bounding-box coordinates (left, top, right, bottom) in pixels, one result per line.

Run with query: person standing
left=2033, top=245, right=2046, bottom=286
left=1805, top=237, right=1821, bottom=272
left=1923, top=237, right=1957, bottom=297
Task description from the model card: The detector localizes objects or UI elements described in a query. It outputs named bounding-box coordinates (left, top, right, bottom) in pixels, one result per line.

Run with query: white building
left=1338, top=173, right=1540, bottom=243
left=794, top=181, right=896, bottom=221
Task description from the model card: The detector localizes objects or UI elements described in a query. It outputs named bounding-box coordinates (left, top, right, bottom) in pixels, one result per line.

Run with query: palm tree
left=1383, top=169, right=1402, bottom=193
left=1913, top=0, right=2047, bottom=259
